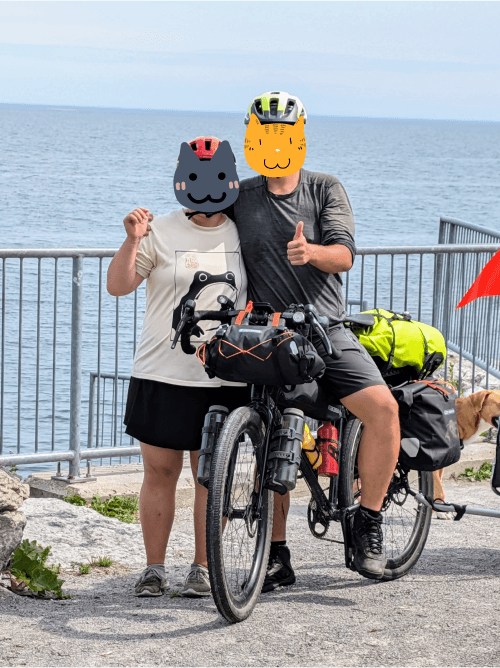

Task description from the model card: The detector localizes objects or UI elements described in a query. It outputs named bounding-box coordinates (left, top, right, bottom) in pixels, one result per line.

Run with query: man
left=224, top=91, right=401, bottom=588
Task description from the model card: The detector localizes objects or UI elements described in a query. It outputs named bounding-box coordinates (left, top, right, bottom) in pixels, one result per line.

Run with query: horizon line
left=1, top=101, right=499, bottom=125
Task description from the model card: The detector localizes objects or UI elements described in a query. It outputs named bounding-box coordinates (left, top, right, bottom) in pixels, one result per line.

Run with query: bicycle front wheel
left=338, top=417, right=433, bottom=581
left=206, top=406, right=274, bottom=623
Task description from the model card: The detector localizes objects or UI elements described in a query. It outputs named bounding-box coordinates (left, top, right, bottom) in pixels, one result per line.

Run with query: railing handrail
left=440, top=216, right=500, bottom=240
left=1, top=243, right=500, bottom=260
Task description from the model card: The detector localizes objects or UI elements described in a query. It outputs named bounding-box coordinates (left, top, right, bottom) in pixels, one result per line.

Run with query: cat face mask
left=173, top=140, right=239, bottom=213
left=244, top=114, right=306, bottom=177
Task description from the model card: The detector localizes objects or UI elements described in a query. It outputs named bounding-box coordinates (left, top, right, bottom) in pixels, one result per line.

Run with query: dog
left=433, top=389, right=500, bottom=519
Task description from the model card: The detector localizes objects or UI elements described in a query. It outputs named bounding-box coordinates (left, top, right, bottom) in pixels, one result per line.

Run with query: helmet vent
left=270, top=98, right=278, bottom=115
left=190, top=142, right=197, bottom=151
left=271, top=91, right=280, bottom=94
left=255, top=100, right=263, bottom=114
left=204, top=140, right=211, bottom=151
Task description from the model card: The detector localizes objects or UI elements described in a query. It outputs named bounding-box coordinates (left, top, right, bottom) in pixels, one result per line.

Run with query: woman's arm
left=107, top=208, right=152, bottom=297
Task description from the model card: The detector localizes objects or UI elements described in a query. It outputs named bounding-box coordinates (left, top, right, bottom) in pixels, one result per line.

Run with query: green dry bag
left=348, top=308, right=446, bottom=386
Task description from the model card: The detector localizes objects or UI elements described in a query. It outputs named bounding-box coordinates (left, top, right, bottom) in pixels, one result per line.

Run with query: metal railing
left=433, top=217, right=500, bottom=385
left=0, top=226, right=499, bottom=476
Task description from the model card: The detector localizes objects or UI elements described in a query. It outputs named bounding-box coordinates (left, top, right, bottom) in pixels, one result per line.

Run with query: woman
left=107, top=136, right=248, bottom=597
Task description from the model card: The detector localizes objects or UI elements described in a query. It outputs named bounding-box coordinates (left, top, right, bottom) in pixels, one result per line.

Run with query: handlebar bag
left=348, top=308, right=446, bottom=386
left=196, top=323, right=326, bottom=386
left=392, top=379, right=462, bottom=471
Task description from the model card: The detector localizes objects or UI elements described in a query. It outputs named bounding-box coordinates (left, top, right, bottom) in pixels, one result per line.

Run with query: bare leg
left=190, top=450, right=208, bottom=567
left=271, top=491, right=290, bottom=541
left=341, top=385, right=400, bottom=512
left=140, top=443, right=183, bottom=565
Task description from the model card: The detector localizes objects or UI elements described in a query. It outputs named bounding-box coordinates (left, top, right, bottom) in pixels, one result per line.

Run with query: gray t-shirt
left=224, top=169, right=356, bottom=319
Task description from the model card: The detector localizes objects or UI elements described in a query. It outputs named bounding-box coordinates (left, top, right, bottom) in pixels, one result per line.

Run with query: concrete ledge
left=25, top=441, right=497, bottom=509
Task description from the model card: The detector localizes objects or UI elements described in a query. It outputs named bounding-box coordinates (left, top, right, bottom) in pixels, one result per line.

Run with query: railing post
left=68, top=255, right=83, bottom=478
left=53, top=255, right=94, bottom=482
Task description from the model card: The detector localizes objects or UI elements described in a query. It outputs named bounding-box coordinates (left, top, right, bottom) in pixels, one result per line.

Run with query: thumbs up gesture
left=287, top=221, right=312, bottom=266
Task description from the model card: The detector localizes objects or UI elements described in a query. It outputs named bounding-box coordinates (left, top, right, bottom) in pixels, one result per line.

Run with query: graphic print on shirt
left=171, top=250, right=243, bottom=341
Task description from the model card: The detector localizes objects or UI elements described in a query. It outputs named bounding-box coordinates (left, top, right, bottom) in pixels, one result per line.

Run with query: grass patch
left=64, top=493, right=139, bottom=523
left=78, top=563, right=91, bottom=575
left=459, top=462, right=493, bottom=482
left=94, top=556, right=113, bottom=567
left=8, top=540, right=69, bottom=599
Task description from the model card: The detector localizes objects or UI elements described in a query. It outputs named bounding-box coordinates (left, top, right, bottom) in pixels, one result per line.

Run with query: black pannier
left=196, top=319, right=326, bottom=387
left=392, top=379, right=463, bottom=472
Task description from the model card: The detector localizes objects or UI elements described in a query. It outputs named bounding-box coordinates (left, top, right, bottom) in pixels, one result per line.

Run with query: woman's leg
left=189, top=450, right=208, bottom=567
left=140, top=442, right=184, bottom=564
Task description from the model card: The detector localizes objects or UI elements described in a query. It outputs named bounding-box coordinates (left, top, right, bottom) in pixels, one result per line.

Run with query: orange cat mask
left=244, top=113, right=306, bottom=176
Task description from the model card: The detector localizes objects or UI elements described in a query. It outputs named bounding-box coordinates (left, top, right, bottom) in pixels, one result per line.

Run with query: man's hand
left=287, top=221, right=313, bottom=266
left=123, top=208, right=153, bottom=240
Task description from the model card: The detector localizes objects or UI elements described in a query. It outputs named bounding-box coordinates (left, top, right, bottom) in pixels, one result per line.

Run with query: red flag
left=456, top=249, right=500, bottom=308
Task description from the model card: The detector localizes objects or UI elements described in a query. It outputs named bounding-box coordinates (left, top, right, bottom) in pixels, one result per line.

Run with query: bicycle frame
left=246, top=383, right=356, bottom=539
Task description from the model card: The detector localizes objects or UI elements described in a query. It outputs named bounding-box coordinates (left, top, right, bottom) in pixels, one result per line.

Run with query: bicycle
left=172, top=298, right=434, bottom=623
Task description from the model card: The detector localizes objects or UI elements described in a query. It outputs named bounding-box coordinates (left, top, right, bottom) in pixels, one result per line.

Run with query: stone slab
left=25, top=441, right=497, bottom=508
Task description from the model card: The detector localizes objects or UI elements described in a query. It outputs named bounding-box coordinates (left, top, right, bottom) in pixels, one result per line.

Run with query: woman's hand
left=124, top=208, right=154, bottom=240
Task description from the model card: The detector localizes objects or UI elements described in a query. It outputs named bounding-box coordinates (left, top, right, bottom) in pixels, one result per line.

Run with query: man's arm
left=287, top=221, right=353, bottom=273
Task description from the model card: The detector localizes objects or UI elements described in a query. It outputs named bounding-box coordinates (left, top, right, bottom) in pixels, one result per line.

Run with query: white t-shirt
left=130, top=209, right=248, bottom=387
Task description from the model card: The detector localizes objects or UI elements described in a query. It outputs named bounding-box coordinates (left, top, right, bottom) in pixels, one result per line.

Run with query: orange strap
left=271, top=312, right=281, bottom=327
left=411, top=379, right=456, bottom=396
left=235, top=300, right=254, bottom=325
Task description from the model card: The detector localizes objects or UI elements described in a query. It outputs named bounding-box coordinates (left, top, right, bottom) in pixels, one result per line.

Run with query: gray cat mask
left=173, top=140, right=239, bottom=213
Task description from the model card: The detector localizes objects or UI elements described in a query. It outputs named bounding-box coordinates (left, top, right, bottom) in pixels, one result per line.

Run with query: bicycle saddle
left=344, top=313, right=376, bottom=328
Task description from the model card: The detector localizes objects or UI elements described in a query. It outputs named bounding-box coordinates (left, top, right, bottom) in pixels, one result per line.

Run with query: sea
left=1, top=103, right=499, bottom=474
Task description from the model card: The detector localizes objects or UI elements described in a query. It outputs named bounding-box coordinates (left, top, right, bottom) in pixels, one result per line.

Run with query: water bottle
left=197, top=405, right=229, bottom=488
left=317, top=421, right=339, bottom=477
left=301, top=423, right=322, bottom=469
left=265, top=408, right=305, bottom=494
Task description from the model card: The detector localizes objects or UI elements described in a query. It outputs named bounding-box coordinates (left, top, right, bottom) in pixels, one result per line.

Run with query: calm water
left=1, top=104, right=499, bottom=474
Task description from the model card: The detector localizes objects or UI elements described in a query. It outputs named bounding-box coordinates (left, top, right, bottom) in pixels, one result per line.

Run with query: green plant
left=64, top=493, right=139, bottom=524
left=94, top=556, right=113, bottom=567
left=79, top=563, right=91, bottom=575
left=448, top=362, right=458, bottom=389
left=9, top=540, right=69, bottom=599
left=459, top=462, right=493, bottom=482
left=9, top=465, right=18, bottom=473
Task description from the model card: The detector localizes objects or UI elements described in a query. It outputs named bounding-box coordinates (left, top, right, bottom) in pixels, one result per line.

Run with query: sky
left=0, top=1, right=499, bottom=121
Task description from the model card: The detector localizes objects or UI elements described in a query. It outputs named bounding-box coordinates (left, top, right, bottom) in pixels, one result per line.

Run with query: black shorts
left=312, top=324, right=387, bottom=402
left=124, top=377, right=251, bottom=451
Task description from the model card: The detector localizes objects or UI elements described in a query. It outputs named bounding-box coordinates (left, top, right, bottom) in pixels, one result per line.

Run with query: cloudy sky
left=1, top=1, right=499, bottom=121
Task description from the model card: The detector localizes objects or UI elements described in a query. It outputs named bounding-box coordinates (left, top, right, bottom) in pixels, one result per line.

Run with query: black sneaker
left=351, top=506, right=386, bottom=580
left=261, top=545, right=296, bottom=593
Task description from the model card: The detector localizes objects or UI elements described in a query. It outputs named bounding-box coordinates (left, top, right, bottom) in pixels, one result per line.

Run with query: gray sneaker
left=134, top=566, right=168, bottom=597
left=179, top=563, right=211, bottom=597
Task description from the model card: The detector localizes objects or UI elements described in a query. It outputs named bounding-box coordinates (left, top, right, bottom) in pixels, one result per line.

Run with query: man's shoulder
left=300, top=169, right=343, bottom=188
left=237, top=175, right=265, bottom=193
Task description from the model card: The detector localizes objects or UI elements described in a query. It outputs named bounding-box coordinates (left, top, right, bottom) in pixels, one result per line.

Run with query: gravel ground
left=1, top=482, right=500, bottom=667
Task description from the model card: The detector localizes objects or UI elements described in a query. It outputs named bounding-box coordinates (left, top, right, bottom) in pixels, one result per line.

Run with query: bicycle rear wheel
left=206, top=406, right=273, bottom=623
left=338, top=417, right=433, bottom=581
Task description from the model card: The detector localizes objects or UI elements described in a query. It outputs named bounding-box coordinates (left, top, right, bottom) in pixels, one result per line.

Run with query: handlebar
left=171, top=299, right=343, bottom=360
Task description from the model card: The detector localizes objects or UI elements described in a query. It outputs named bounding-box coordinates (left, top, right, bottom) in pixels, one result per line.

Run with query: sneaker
left=179, top=563, right=211, bottom=597
left=351, top=506, right=386, bottom=580
left=261, top=545, right=296, bottom=593
left=134, top=566, right=168, bottom=597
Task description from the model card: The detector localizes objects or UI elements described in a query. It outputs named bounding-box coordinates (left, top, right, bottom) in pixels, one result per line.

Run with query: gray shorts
left=312, top=324, right=387, bottom=402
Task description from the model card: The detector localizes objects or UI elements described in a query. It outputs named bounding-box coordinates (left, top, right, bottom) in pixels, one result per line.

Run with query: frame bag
left=392, top=379, right=462, bottom=471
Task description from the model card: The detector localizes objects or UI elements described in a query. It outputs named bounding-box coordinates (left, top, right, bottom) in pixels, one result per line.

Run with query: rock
left=0, top=510, right=27, bottom=573
left=0, top=469, right=30, bottom=512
